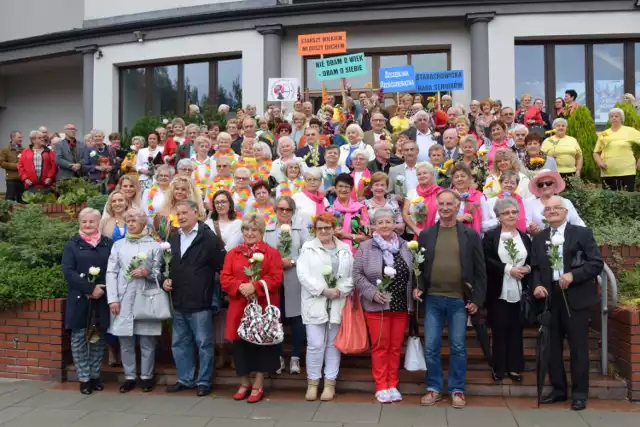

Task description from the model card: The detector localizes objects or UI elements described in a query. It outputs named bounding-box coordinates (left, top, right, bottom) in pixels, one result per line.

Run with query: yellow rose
left=477, top=149, right=488, bottom=157
left=443, top=159, right=454, bottom=170
left=411, top=196, right=424, bottom=204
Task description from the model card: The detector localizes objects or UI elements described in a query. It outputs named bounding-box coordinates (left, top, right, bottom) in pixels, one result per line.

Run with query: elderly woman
left=18, top=130, right=56, bottom=194
left=353, top=207, right=414, bottom=403
left=482, top=197, right=531, bottom=382
left=454, top=116, right=481, bottom=145
left=247, top=180, right=276, bottom=227
left=231, top=167, right=255, bottom=217
left=594, top=107, right=640, bottom=191
left=476, top=100, right=495, bottom=134
left=292, top=167, right=329, bottom=223
left=511, top=124, right=528, bottom=162
left=191, top=136, right=214, bottom=195
left=204, top=155, right=234, bottom=210
left=525, top=170, right=585, bottom=234
left=515, top=94, right=543, bottom=128
left=252, top=141, right=273, bottom=182
left=522, top=133, right=557, bottom=176
left=482, top=171, right=529, bottom=234
left=271, top=136, right=303, bottom=183
left=176, top=158, right=194, bottom=178
left=449, top=163, right=488, bottom=234
left=213, top=132, right=239, bottom=162
left=265, top=196, right=311, bottom=375
left=291, top=112, right=307, bottom=145
left=154, top=176, right=205, bottom=241
left=349, top=149, right=372, bottom=201
left=297, top=212, right=354, bottom=401
left=364, top=172, right=404, bottom=234
left=106, top=208, right=163, bottom=393
left=136, top=130, right=164, bottom=190
left=61, top=208, right=113, bottom=394
left=338, top=124, right=375, bottom=171
left=276, top=159, right=305, bottom=199
left=483, top=149, right=533, bottom=199
left=402, top=162, right=441, bottom=239
left=456, top=135, right=488, bottom=190
left=542, top=118, right=583, bottom=181
left=141, top=165, right=173, bottom=220
left=327, top=173, right=370, bottom=255
left=121, top=136, right=144, bottom=178
left=479, top=120, right=512, bottom=171
left=221, top=213, right=284, bottom=404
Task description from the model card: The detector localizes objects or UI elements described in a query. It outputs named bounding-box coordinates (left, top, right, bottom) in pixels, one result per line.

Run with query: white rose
left=322, top=265, right=332, bottom=276
left=252, top=252, right=265, bottom=262
left=383, top=266, right=396, bottom=278
left=88, top=267, right=100, bottom=276
left=500, top=232, right=513, bottom=241
left=396, top=175, right=405, bottom=182
left=137, top=253, right=148, bottom=261
left=79, top=273, right=85, bottom=278
left=159, top=242, right=171, bottom=251
left=90, top=150, right=97, bottom=157
left=376, top=279, right=382, bottom=285
left=325, top=168, right=336, bottom=175
left=162, top=118, right=169, bottom=125
left=280, top=224, right=291, bottom=233
left=551, top=234, right=565, bottom=246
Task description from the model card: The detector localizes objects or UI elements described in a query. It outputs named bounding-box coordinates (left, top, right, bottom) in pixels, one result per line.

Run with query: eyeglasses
left=315, top=226, right=333, bottom=232
left=536, top=181, right=555, bottom=189
left=500, top=210, right=519, bottom=216
left=235, top=176, right=249, bottom=181
left=306, top=178, right=320, bottom=183
left=544, top=206, right=566, bottom=213
left=218, top=164, right=230, bottom=168
left=277, top=207, right=293, bottom=213
left=157, top=174, right=172, bottom=178
left=214, top=201, right=229, bottom=206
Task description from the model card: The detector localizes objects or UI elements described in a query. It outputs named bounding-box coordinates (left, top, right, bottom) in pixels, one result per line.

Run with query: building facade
left=0, top=0, right=639, bottom=190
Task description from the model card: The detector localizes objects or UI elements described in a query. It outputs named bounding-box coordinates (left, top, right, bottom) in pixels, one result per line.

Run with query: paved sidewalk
left=0, top=380, right=638, bottom=427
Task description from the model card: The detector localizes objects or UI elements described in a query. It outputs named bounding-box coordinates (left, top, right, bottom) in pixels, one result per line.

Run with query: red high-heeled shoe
left=247, top=386, right=264, bottom=403
left=233, top=385, right=251, bottom=400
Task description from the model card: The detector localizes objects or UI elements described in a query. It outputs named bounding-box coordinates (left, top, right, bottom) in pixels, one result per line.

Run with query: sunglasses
left=536, top=181, right=555, bottom=189
left=277, top=207, right=293, bottom=213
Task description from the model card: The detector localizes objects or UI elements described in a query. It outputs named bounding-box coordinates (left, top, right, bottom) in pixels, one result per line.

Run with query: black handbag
left=520, top=287, right=536, bottom=326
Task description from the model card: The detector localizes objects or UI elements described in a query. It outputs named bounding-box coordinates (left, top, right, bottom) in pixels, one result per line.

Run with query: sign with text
left=415, top=70, right=464, bottom=92
left=267, top=78, right=299, bottom=102
left=314, top=53, right=368, bottom=81
left=379, top=65, right=416, bottom=92
left=298, top=32, right=347, bottom=56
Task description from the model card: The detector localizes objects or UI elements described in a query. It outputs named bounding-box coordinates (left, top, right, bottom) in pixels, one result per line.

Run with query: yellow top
left=390, top=117, right=410, bottom=134
left=541, top=135, right=582, bottom=173
left=594, top=125, right=640, bottom=177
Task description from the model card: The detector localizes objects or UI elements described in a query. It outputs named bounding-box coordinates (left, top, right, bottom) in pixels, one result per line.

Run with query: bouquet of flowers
left=409, top=196, right=427, bottom=224
left=159, top=242, right=174, bottom=312
left=277, top=224, right=292, bottom=257
left=322, top=265, right=339, bottom=319
left=147, top=155, right=156, bottom=176
left=244, top=252, right=265, bottom=282
left=395, top=175, right=406, bottom=197
left=407, top=240, right=425, bottom=279
left=547, top=233, right=571, bottom=317
left=376, top=266, right=396, bottom=303
left=125, top=252, right=149, bottom=281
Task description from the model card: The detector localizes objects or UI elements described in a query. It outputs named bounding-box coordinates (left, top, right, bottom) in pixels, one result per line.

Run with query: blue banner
left=379, top=65, right=416, bottom=93
left=415, top=70, right=464, bottom=92
left=315, top=53, right=368, bottom=81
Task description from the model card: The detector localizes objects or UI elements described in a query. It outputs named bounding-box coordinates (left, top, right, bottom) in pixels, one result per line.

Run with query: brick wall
left=601, top=245, right=640, bottom=274
left=608, top=308, right=640, bottom=401
left=0, top=298, right=68, bottom=381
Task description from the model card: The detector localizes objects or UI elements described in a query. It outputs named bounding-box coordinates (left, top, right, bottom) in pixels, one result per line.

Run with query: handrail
left=600, top=262, right=618, bottom=376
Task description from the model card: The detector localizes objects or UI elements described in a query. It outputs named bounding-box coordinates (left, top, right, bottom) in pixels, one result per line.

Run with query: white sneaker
left=290, top=357, right=301, bottom=374
left=375, top=389, right=392, bottom=403
left=388, top=388, right=402, bottom=402
left=276, top=357, right=285, bottom=375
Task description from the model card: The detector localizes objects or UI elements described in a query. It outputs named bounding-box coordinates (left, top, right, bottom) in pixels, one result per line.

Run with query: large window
left=516, top=40, right=639, bottom=125
left=119, top=57, right=242, bottom=133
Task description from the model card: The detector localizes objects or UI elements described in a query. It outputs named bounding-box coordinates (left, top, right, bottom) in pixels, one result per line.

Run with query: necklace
left=192, top=156, right=212, bottom=192
left=147, top=185, right=160, bottom=218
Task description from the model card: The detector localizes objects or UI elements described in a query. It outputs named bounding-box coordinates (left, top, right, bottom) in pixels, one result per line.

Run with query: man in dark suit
left=531, top=196, right=603, bottom=411
left=442, top=128, right=461, bottom=162
left=414, top=189, right=486, bottom=409
left=54, top=124, right=86, bottom=181
left=367, top=140, right=402, bottom=174
left=295, top=127, right=326, bottom=168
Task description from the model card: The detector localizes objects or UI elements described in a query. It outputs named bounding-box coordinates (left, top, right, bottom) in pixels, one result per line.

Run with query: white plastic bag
left=404, top=336, right=427, bottom=371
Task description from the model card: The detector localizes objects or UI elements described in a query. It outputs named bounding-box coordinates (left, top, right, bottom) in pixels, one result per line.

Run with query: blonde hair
left=117, top=175, right=142, bottom=206
left=241, top=212, right=266, bottom=234
left=158, top=176, right=206, bottom=219
left=491, top=149, right=520, bottom=175
left=345, top=123, right=364, bottom=140
left=104, top=190, right=131, bottom=218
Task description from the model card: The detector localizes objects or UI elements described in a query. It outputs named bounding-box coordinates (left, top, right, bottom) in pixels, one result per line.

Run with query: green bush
left=87, top=194, right=109, bottom=213
left=618, top=262, right=640, bottom=305
left=55, top=178, right=101, bottom=215
left=0, top=200, right=13, bottom=223
left=567, top=105, right=599, bottom=183
left=0, top=262, right=66, bottom=309
left=22, top=191, right=57, bottom=204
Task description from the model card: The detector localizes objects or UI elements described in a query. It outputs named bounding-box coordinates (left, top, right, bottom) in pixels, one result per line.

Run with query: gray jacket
left=54, top=138, right=86, bottom=181
left=106, top=235, right=163, bottom=337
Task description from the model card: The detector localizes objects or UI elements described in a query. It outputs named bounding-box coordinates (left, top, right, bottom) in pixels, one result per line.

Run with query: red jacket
left=18, top=147, right=56, bottom=189
left=162, top=137, right=190, bottom=165
left=220, top=241, right=283, bottom=341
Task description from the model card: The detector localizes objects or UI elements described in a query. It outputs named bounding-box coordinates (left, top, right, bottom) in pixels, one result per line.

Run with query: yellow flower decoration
left=483, top=179, right=494, bottom=190
left=427, top=96, right=436, bottom=102
left=362, top=177, right=371, bottom=185
left=169, top=214, right=180, bottom=228
left=530, top=157, right=545, bottom=166
left=437, top=168, right=447, bottom=175
left=443, top=159, right=454, bottom=170
left=599, top=131, right=611, bottom=138
left=477, top=149, right=488, bottom=157
left=411, top=196, right=424, bottom=204
left=545, top=129, right=556, bottom=136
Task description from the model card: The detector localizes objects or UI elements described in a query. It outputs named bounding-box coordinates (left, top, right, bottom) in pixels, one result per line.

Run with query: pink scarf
left=487, top=139, right=510, bottom=171
left=460, top=188, right=484, bottom=234
left=79, top=231, right=102, bottom=248
left=498, top=192, right=527, bottom=233
left=333, top=198, right=368, bottom=254
left=416, top=184, right=441, bottom=231
left=350, top=168, right=371, bottom=201
left=303, top=189, right=326, bottom=216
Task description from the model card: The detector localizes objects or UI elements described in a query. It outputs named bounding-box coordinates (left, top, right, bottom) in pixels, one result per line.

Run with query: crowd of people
left=5, top=88, right=638, bottom=410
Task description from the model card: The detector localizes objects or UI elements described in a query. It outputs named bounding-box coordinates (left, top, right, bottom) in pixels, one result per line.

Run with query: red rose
left=379, top=134, right=386, bottom=141
left=148, top=156, right=153, bottom=162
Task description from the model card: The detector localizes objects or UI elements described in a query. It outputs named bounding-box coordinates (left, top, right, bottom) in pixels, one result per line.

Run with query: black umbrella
left=536, top=297, right=552, bottom=408
left=470, top=311, right=493, bottom=368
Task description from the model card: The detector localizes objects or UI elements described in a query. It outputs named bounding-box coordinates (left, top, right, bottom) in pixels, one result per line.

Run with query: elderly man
left=531, top=196, right=603, bottom=411
left=0, top=131, right=24, bottom=201
left=55, top=123, right=86, bottom=181
left=363, top=112, right=392, bottom=147
left=232, top=117, right=270, bottom=155
left=367, top=140, right=401, bottom=174
left=82, top=130, right=121, bottom=191
left=415, top=189, right=486, bottom=409
left=295, top=127, right=326, bottom=168
left=388, top=140, right=419, bottom=196
left=501, top=107, right=517, bottom=132
left=442, top=129, right=460, bottom=161
left=302, top=101, right=315, bottom=122
left=38, top=126, right=50, bottom=146
left=402, top=111, right=438, bottom=162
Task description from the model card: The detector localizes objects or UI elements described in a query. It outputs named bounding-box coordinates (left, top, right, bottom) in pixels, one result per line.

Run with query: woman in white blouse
left=204, top=189, right=242, bottom=251
left=482, top=171, right=531, bottom=234
left=292, top=167, right=329, bottom=224
left=525, top=169, right=585, bottom=235
left=271, top=136, right=305, bottom=183
left=338, top=124, right=375, bottom=172
left=482, top=197, right=532, bottom=383
left=136, top=131, right=163, bottom=190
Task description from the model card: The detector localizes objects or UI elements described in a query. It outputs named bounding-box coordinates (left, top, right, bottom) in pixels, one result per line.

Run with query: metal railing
left=600, top=262, right=618, bottom=376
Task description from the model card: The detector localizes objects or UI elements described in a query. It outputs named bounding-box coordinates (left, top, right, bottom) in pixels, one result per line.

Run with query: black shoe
left=120, top=380, right=137, bottom=394
left=491, top=370, right=503, bottom=381
left=507, top=373, right=522, bottom=382
left=166, top=382, right=193, bottom=393
left=80, top=381, right=93, bottom=395
left=91, top=378, right=105, bottom=391
left=197, top=385, right=212, bottom=397
left=540, top=393, right=567, bottom=404
left=571, top=399, right=586, bottom=411
left=140, top=378, right=154, bottom=393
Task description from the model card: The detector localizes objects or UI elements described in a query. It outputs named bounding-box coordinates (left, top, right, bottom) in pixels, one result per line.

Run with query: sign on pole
left=314, top=53, right=367, bottom=81
left=298, top=32, right=347, bottom=56
left=267, top=78, right=299, bottom=102
left=379, top=65, right=416, bottom=93
left=415, top=70, right=465, bottom=92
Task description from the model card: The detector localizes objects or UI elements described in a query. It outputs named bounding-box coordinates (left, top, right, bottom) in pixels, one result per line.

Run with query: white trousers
left=305, top=323, right=341, bottom=381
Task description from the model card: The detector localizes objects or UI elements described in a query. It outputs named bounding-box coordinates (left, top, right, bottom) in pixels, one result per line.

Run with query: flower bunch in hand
left=376, top=266, right=396, bottom=302
left=277, top=224, right=292, bottom=257
left=125, top=252, right=148, bottom=281
left=407, top=240, right=425, bottom=279
left=244, top=252, right=265, bottom=282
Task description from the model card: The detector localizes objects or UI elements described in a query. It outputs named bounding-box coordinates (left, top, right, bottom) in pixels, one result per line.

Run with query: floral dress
left=388, top=253, right=409, bottom=312
left=456, top=154, right=488, bottom=190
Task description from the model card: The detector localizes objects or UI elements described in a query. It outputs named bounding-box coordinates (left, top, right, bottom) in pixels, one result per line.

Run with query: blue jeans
left=172, top=309, right=214, bottom=387
left=424, top=295, right=467, bottom=393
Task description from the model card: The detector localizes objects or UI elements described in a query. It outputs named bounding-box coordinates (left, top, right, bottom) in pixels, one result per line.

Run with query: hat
left=528, top=169, right=565, bottom=197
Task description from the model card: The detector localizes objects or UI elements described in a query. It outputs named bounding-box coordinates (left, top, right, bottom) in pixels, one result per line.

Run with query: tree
left=567, top=105, right=598, bottom=182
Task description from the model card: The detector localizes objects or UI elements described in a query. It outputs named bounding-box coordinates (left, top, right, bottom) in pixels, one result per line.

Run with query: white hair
left=304, top=167, right=323, bottom=180
left=78, top=207, right=101, bottom=220
left=352, top=148, right=370, bottom=162
left=513, top=124, right=529, bottom=136
left=443, top=128, right=458, bottom=138
left=548, top=195, right=566, bottom=208
left=609, top=107, right=625, bottom=124
left=185, top=124, right=200, bottom=135
left=460, top=135, right=478, bottom=150
left=373, top=139, right=390, bottom=153
left=218, top=104, right=230, bottom=113
left=176, top=158, right=193, bottom=170
left=345, top=123, right=364, bottom=140
left=276, top=136, right=295, bottom=157
left=552, top=117, right=568, bottom=128
left=123, top=206, right=148, bottom=224
left=415, top=161, right=436, bottom=175
left=253, top=141, right=272, bottom=160
left=131, top=135, right=146, bottom=146
left=235, top=167, right=251, bottom=177
left=412, top=110, right=431, bottom=123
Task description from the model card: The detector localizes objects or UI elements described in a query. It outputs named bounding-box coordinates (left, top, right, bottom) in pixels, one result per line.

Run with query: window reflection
left=121, top=68, right=146, bottom=133
left=184, top=63, right=209, bottom=109
left=411, top=53, right=448, bottom=73
left=555, top=45, right=586, bottom=106
left=515, top=45, right=545, bottom=110
left=218, top=59, right=242, bottom=109
left=151, top=65, right=178, bottom=117
left=593, top=44, right=624, bottom=124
